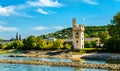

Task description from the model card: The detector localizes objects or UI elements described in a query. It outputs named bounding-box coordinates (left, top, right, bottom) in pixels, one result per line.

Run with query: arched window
left=75, top=32, right=79, bottom=39
left=76, top=40, right=78, bottom=45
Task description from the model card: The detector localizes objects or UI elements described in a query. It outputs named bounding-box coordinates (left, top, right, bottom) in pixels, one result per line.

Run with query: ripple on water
left=0, top=63, right=108, bottom=71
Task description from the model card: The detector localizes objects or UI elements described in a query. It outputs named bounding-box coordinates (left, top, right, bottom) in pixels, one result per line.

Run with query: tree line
left=0, top=36, right=71, bottom=50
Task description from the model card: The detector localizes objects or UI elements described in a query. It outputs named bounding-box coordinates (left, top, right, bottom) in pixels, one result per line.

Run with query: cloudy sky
left=0, top=0, right=120, bottom=39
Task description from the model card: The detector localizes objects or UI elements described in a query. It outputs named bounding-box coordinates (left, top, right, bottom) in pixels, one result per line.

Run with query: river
left=0, top=54, right=111, bottom=71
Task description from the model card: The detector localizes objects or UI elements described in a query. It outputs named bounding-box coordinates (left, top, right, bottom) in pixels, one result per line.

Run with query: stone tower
left=72, top=18, right=84, bottom=50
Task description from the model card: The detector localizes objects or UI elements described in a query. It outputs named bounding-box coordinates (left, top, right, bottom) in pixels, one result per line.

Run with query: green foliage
left=80, top=48, right=103, bottom=53
left=104, top=12, right=120, bottom=52
left=85, top=41, right=92, bottom=48
left=40, top=26, right=108, bottom=39
left=4, top=41, right=23, bottom=50
left=109, top=12, right=120, bottom=40
left=99, top=31, right=110, bottom=43
left=85, top=41, right=97, bottom=48
left=53, top=39, right=64, bottom=50
left=12, top=40, right=23, bottom=49
left=23, top=35, right=36, bottom=50
left=0, top=43, right=4, bottom=49
left=64, top=43, right=71, bottom=50
left=91, top=41, right=97, bottom=48
left=4, top=42, right=14, bottom=49
left=36, top=36, right=46, bottom=49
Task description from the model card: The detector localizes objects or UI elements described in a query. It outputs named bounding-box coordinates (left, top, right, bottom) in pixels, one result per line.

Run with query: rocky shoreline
left=81, top=53, right=120, bottom=60
left=0, top=59, right=120, bottom=70
left=7, top=52, right=120, bottom=61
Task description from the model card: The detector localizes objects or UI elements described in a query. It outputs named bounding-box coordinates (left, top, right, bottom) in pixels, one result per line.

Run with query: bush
left=64, top=43, right=71, bottom=50
left=0, top=43, right=4, bottom=49
left=4, top=41, right=23, bottom=50
left=85, top=41, right=92, bottom=48
left=104, top=38, right=120, bottom=52
left=91, top=41, right=97, bottom=48
left=4, top=42, right=14, bottom=49
left=53, top=39, right=64, bottom=50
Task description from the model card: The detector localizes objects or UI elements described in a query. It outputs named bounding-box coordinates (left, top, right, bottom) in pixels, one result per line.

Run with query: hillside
left=40, top=26, right=108, bottom=39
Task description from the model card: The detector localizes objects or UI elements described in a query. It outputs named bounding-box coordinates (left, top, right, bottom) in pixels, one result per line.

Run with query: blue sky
left=0, top=0, right=120, bottom=39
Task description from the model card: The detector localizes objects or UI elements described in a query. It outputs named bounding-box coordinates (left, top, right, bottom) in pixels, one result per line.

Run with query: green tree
left=64, top=43, right=71, bottom=50
left=23, top=35, right=37, bottom=50
left=44, top=40, right=53, bottom=50
left=109, top=12, right=120, bottom=40
left=91, top=41, right=97, bottom=48
left=53, top=39, right=64, bottom=50
left=4, top=42, right=14, bottom=49
left=85, top=41, right=92, bottom=48
left=36, top=36, right=46, bottom=49
left=36, top=36, right=43, bottom=49
left=13, top=40, right=23, bottom=49
left=4, top=41, right=23, bottom=50
left=104, top=12, right=120, bottom=52
left=99, top=31, right=110, bottom=43
left=0, top=43, right=4, bottom=49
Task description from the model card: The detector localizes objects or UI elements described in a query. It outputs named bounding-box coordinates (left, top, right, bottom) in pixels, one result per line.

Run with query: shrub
left=64, top=43, right=71, bottom=50
left=0, top=43, right=4, bottom=49
left=85, top=41, right=92, bottom=48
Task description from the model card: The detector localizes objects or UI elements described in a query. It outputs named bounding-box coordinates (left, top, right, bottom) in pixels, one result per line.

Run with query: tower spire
left=72, top=18, right=76, bottom=27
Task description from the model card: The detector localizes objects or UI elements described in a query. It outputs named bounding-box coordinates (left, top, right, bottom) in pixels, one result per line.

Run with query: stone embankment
left=0, top=59, right=120, bottom=70
left=81, top=53, right=120, bottom=60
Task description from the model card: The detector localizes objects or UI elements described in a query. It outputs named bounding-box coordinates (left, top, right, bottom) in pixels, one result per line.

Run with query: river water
left=0, top=63, right=108, bottom=71
left=0, top=54, right=109, bottom=71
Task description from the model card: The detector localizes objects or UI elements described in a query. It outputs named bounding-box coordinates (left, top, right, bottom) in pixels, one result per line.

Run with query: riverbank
left=5, top=50, right=120, bottom=61
left=0, top=49, right=14, bottom=54
left=1, top=50, right=120, bottom=70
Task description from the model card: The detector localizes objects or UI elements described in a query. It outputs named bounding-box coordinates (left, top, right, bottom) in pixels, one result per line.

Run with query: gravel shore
left=81, top=53, right=120, bottom=60
left=0, top=59, right=120, bottom=70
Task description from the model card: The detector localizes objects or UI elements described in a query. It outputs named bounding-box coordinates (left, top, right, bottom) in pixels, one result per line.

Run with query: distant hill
left=40, top=26, right=108, bottom=39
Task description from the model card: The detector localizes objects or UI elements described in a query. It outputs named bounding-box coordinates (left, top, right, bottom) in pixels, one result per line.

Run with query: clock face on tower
left=75, top=32, right=79, bottom=39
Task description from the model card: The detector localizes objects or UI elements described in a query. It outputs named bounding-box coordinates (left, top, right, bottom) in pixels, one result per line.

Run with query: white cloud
left=0, top=25, right=19, bottom=31
left=0, top=6, right=16, bottom=16
left=82, top=0, right=99, bottom=5
left=36, top=8, right=49, bottom=14
left=27, top=0, right=63, bottom=7
left=53, top=26, right=65, bottom=30
left=33, top=26, right=49, bottom=30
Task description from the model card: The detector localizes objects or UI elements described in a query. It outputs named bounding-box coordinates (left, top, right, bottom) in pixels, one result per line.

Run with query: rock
left=0, top=59, right=120, bottom=70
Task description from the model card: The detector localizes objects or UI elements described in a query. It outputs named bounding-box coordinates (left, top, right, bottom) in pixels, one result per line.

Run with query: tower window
left=76, top=40, right=78, bottom=43
left=76, top=40, right=78, bottom=45
left=75, top=32, right=79, bottom=39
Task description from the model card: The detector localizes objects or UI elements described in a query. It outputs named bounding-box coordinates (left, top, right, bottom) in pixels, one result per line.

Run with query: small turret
left=72, top=18, right=76, bottom=27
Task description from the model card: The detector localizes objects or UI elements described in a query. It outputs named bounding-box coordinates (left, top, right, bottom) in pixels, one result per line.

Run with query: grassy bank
left=0, top=49, right=15, bottom=54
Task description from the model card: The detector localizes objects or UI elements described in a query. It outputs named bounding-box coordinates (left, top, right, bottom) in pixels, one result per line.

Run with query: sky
left=0, top=0, right=120, bottom=39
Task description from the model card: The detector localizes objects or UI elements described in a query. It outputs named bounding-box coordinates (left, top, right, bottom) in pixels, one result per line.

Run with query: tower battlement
left=73, top=18, right=84, bottom=31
